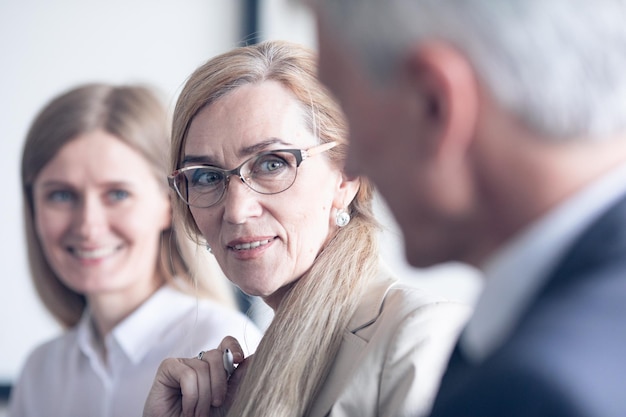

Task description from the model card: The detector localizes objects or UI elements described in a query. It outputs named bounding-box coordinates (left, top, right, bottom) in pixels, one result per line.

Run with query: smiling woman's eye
left=108, top=189, right=130, bottom=202
left=47, top=190, right=76, bottom=203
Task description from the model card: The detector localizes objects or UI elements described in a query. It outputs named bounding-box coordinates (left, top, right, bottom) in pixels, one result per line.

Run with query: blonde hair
left=21, top=83, right=235, bottom=328
left=171, top=40, right=380, bottom=416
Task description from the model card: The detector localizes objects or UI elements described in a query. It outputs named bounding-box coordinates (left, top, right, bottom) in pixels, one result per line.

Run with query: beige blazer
left=308, top=268, right=471, bottom=417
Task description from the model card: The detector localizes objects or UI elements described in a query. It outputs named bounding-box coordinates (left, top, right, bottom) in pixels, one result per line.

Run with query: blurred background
left=0, top=0, right=481, bottom=413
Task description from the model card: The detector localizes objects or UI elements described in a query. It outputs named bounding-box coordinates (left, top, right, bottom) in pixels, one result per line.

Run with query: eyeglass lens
left=174, top=150, right=300, bottom=207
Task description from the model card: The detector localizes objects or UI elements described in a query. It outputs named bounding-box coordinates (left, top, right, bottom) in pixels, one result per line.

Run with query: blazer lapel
left=537, top=193, right=626, bottom=299
left=307, top=270, right=397, bottom=417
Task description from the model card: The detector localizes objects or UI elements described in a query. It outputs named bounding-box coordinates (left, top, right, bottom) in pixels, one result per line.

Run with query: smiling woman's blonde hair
left=21, top=83, right=235, bottom=328
left=171, top=40, right=380, bottom=416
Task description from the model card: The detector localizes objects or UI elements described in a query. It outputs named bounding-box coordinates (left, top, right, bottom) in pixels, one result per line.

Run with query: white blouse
left=8, top=284, right=263, bottom=417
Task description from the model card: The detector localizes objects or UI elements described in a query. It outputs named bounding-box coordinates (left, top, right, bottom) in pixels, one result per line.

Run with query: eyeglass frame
left=168, top=141, right=338, bottom=208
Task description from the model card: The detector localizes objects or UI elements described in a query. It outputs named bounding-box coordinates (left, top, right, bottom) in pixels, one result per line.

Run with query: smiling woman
left=9, top=83, right=262, bottom=417
left=32, top=131, right=171, bottom=299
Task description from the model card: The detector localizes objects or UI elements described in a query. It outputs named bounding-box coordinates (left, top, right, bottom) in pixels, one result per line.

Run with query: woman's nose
left=74, top=195, right=108, bottom=239
left=222, top=177, right=263, bottom=224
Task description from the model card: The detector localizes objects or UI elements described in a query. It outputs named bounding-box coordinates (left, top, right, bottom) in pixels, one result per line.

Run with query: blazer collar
left=463, top=164, right=626, bottom=363
left=347, top=266, right=398, bottom=333
left=543, top=192, right=626, bottom=295
left=307, top=267, right=397, bottom=417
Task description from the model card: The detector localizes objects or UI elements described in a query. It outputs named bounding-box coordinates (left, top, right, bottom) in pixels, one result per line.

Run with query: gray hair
left=315, top=0, right=626, bottom=140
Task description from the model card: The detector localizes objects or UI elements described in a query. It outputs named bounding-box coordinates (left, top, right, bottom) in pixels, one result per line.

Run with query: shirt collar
left=76, top=310, right=101, bottom=361
left=461, top=162, right=626, bottom=363
left=112, top=284, right=200, bottom=364
left=77, top=284, right=202, bottom=366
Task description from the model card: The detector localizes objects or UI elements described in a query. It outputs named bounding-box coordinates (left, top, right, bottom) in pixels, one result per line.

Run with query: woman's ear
left=158, top=193, right=174, bottom=231
left=332, top=172, right=361, bottom=210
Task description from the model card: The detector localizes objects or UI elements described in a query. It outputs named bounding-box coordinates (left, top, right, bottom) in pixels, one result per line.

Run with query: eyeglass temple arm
left=167, top=175, right=176, bottom=189
left=302, top=141, right=338, bottom=160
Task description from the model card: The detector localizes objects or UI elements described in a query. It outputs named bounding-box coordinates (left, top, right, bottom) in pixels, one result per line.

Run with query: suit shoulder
left=384, top=282, right=472, bottom=319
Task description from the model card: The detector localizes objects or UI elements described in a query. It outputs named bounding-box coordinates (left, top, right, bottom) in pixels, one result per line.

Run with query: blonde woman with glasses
left=9, top=83, right=262, bottom=417
left=143, top=40, right=470, bottom=417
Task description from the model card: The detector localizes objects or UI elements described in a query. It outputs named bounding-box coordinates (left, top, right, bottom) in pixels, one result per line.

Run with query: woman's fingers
left=183, top=358, right=212, bottom=417
left=144, top=358, right=188, bottom=417
left=144, top=357, right=217, bottom=417
left=217, top=336, right=245, bottom=364
left=199, top=349, right=230, bottom=407
left=144, top=338, right=248, bottom=417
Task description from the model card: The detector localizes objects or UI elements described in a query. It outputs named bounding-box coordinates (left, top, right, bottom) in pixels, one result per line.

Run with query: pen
left=223, top=348, right=235, bottom=378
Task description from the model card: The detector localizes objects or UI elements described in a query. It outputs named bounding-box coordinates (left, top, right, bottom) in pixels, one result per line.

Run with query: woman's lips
left=226, top=237, right=277, bottom=259
left=231, top=238, right=272, bottom=251
left=68, top=245, right=121, bottom=259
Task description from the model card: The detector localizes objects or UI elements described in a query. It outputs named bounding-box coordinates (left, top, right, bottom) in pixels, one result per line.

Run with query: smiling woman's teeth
left=233, top=239, right=271, bottom=251
left=72, top=247, right=118, bottom=259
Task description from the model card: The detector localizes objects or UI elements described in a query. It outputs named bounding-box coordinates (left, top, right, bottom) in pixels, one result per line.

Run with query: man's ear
left=400, top=41, right=480, bottom=215
left=403, top=40, right=479, bottom=163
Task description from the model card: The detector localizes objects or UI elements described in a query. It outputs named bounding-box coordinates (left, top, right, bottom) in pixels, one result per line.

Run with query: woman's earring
left=335, top=209, right=351, bottom=227
left=205, top=244, right=213, bottom=254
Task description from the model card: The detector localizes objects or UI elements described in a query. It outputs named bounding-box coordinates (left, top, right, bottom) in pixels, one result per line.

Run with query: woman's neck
left=87, top=277, right=164, bottom=339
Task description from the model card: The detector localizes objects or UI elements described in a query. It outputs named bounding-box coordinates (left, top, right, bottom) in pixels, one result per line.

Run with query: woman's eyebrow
left=238, top=138, right=292, bottom=157
left=36, top=179, right=133, bottom=190
left=181, top=137, right=294, bottom=166
left=181, top=154, right=215, bottom=165
left=37, top=180, right=71, bottom=189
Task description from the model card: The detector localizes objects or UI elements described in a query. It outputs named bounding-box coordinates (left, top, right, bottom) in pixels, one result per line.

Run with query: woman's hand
left=143, top=336, right=250, bottom=417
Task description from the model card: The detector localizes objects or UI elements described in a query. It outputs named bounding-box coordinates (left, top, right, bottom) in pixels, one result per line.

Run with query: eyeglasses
left=168, top=141, right=337, bottom=208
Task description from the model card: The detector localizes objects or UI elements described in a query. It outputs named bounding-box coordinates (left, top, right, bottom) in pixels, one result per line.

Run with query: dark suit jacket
left=429, top=195, right=626, bottom=417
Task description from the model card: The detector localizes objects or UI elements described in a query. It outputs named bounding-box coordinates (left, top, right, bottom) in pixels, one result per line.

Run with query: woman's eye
left=255, top=154, right=288, bottom=173
left=265, top=159, right=285, bottom=171
left=191, top=169, right=223, bottom=187
left=108, top=189, right=130, bottom=202
left=47, top=190, right=75, bottom=203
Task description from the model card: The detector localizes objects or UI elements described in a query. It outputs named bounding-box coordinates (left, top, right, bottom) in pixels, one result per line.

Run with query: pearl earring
left=335, top=209, right=351, bottom=227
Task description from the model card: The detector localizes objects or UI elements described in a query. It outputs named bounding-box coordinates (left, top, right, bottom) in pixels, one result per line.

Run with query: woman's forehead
left=184, top=82, right=316, bottom=158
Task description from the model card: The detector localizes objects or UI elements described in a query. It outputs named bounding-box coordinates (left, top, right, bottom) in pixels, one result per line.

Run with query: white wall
left=0, top=0, right=243, bottom=385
